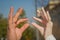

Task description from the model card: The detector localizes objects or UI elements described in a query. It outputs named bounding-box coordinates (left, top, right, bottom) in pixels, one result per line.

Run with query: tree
left=0, top=13, right=3, bottom=19
left=0, top=13, right=7, bottom=40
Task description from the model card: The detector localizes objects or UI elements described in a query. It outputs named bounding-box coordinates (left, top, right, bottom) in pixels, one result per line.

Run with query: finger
left=16, top=18, right=28, bottom=25
left=8, top=7, right=14, bottom=24
left=42, top=7, right=48, bottom=21
left=33, top=17, right=46, bottom=24
left=20, top=23, right=29, bottom=33
left=47, top=11, right=51, bottom=21
left=13, top=8, right=23, bottom=22
left=32, top=22, right=44, bottom=35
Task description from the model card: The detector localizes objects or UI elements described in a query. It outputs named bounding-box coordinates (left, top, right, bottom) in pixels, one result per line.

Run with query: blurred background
left=0, top=0, right=60, bottom=40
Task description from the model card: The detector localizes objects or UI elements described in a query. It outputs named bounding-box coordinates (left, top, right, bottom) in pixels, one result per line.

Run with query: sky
left=0, top=0, right=49, bottom=22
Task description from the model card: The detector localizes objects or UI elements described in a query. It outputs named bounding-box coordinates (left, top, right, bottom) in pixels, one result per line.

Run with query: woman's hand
left=32, top=7, right=53, bottom=39
left=7, top=7, right=29, bottom=40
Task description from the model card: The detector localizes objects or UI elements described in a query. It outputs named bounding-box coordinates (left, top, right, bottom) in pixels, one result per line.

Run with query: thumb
left=20, top=23, right=29, bottom=33
left=32, top=22, right=44, bottom=35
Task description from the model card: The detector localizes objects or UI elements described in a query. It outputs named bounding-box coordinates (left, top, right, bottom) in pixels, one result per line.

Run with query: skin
left=7, top=7, right=29, bottom=40
left=32, top=7, right=53, bottom=39
left=7, top=7, right=53, bottom=40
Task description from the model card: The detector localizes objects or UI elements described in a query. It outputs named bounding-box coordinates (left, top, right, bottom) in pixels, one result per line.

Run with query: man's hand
left=7, top=7, right=29, bottom=40
left=32, top=7, right=53, bottom=39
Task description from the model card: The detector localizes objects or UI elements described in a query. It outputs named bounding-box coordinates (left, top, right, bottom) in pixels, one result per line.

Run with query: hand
left=7, top=7, right=29, bottom=40
left=32, top=7, right=53, bottom=39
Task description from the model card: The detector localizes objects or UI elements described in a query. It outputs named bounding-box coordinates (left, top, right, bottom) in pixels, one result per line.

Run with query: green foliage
left=22, top=27, right=36, bottom=40
left=0, top=13, right=3, bottom=19
left=0, top=14, right=7, bottom=38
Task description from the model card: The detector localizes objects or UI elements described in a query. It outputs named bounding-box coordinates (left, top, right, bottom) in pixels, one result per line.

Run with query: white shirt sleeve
left=46, top=34, right=56, bottom=40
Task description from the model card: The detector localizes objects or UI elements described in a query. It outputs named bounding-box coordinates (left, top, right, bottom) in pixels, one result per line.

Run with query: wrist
left=45, top=34, right=56, bottom=40
left=16, top=34, right=22, bottom=40
left=44, top=33, right=52, bottom=39
left=45, top=21, right=53, bottom=39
